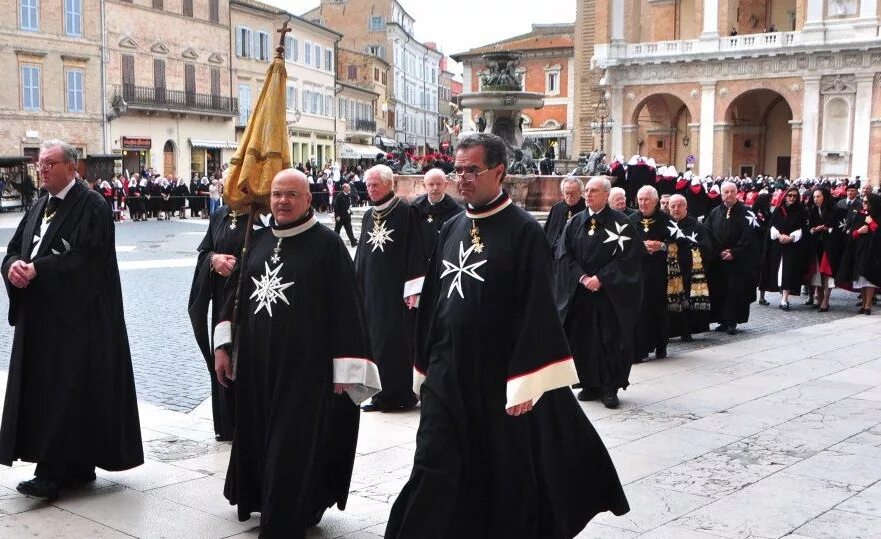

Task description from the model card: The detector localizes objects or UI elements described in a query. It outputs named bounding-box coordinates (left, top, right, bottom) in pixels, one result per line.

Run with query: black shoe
left=714, top=324, right=729, bottom=332
left=62, top=469, right=97, bottom=488
left=361, top=401, right=387, bottom=412
left=306, top=507, right=326, bottom=528
left=577, top=388, right=601, bottom=402
left=17, top=478, right=59, bottom=500
left=727, top=324, right=738, bottom=336
left=681, top=333, right=694, bottom=342
left=633, top=355, right=647, bottom=364
left=655, top=348, right=667, bottom=360
left=865, top=309, right=872, bottom=315
left=818, top=306, right=829, bottom=313
left=601, top=390, right=619, bottom=409
left=758, top=299, right=770, bottom=306
left=779, top=302, right=790, bottom=311
left=859, top=308, right=867, bottom=314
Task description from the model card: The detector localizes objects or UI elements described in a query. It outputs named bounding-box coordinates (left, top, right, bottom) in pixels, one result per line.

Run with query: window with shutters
left=65, top=0, right=82, bottom=36
left=238, top=84, right=251, bottom=124
left=304, top=42, right=312, bottom=65
left=236, top=27, right=252, bottom=58
left=381, top=71, right=386, bottom=85
left=154, top=58, right=166, bottom=102
left=257, top=31, right=270, bottom=62
left=314, top=45, right=322, bottom=69
left=325, top=50, right=333, bottom=71
left=284, top=36, right=293, bottom=62
left=66, top=68, right=84, bottom=112
left=182, top=0, right=193, bottom=17
left=347, top=65, right=357, bottom=80
left=325, top=95, right=332, bottom=117
left=21, top=65, right=41, bottom=111
left=152, top=0, right=162, bottom=9
left=20, top=0, right=39, bottom=31
left=210, top=68, right=220, bottom=96
left=374, top=67, right=379, bottom=82
left=368, top=16, right=385, bottom=32
left=185, top=64, right=196, bottom=98
left=287, top=85, right=296, bottom=111
left=291, top=38, right=298, bottom=62
left=121, top=53, right=135, bottom=99
left=209, top=0, right=219, bottom=23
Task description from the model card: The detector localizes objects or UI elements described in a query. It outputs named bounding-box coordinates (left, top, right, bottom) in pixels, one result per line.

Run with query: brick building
left=337, top=46, right=391, bottom=148
left=303, top=0, right=442, bottom=153
left=231, top=0, right=340, bottom=168
left=453, top=24, right=578, bottom=160
left=1, top=0, right=103, bottom=164
left=589, top=0, right=881, bottom=182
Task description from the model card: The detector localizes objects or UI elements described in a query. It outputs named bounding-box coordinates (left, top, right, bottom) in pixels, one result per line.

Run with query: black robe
left=216, top=217, right=379, bottom=538
left=760, top=203, right=808, bottom=292
left=354, top=196, right=426, bottom=408
left=387, top=194, right=628, bottom=538
left=187, top=206, right=257, bottom=440
left=667, top=216, right=716, bottom=338
left=543, top=198, right=585, bottom=251
left=706, top=202, right=762, bottom=325
left=837, top=208, right=881, bottom=286
left=629, top=210, right=678, bottom=358
left=0, top=182, right=143, bottom=471
left=412, top=194, right=464, bottom=257
left=556, top=206, right=645, bottom=390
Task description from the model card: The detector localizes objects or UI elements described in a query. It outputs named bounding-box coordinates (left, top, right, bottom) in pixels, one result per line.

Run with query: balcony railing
left=116, top=85, right=238, bottom=117
left=719, top=31, right=799, bottom=51
left=347, top=119, right=377, bottom=133
left=237, top=109, right=251, bottom=128
left=601, top=31, right=804, bottom=66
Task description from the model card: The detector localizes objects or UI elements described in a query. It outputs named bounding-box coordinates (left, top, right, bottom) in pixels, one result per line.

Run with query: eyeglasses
left=448, top=167, right=495, bottom=183
left=270, top=191, right=306, bottom=199
left=37, top=160, right=67, bottom=171
left=786, top=193, right=798, bottom=198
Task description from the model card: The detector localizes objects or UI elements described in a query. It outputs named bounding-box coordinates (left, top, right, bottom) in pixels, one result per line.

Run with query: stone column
left=789, top=120, right=803, bottom=180
left=622, top=124, right=638, bottom=159
left=869, top=119, right=881, bottom=187
left=698, top=81, right=716, bottom=176
left=610, top=0, right=625, bottom=42
left=687, top=122, right=701, bottom=172
left=802, top=0, right=825, bottom=42
left=850, top=74, right=874, bottom=180
left=610, top=85, right=624, bottom=157
left=700, top=0, right=719, bottom=39
left=856, top=0, right=880, bottom=38
left=714, top=123, right=731, bottom=177
left=800, top=76, right=821, bottom=179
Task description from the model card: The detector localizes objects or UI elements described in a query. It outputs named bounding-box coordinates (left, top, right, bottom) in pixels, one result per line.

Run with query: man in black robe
left=556, top=178, right=645, bottom=408
left=213, top=169, right=380, bottom=538
left=355, top=164, right=425, bottom=411
left=332, top=183, right=358, bottom=247
left=1, top=140, right=143, bottom=501
left=387, top=133, right=628, bottom=539
left=667, top=194, right=715, bottom=341
left=706, top=181, right=762, bottom=335
left=188, top=204, right=265, bottom=441
left=630, top=185, right=677, bottom=361
left=610, top=186, right=638, bottom=216
left=412, top=167, right=463, bottom=254
left=543, top=176, right=585, bottom=251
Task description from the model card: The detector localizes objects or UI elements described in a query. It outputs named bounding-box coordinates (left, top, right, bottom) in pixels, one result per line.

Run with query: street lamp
left=590, top=95, right=614, bottom=153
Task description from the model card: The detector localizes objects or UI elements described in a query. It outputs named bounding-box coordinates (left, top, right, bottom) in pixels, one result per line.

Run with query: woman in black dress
left=837, top=194, right=881, bottom=314
left=760, top=187, right=808, bottom=311
left=805, top=188, right=841, bottom=311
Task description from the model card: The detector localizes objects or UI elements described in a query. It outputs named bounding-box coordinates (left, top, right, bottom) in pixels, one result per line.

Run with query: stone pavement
left=0, top=313, right=879, bottom=538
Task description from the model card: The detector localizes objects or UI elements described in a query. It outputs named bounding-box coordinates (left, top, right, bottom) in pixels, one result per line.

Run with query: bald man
left=213, top=169, right=380, bottom=537
left=610, top=186, right=637, bottom=217
left=412, top=168, right=463, bottom=255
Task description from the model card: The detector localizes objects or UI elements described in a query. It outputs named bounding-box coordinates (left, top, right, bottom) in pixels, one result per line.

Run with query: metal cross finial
left=276, top=18, right=293, bottom=59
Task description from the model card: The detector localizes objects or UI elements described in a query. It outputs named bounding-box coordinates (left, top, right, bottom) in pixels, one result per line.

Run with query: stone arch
left=628, top=92, right=696, bottom=170
left=722, top=88, right=794, bottom=178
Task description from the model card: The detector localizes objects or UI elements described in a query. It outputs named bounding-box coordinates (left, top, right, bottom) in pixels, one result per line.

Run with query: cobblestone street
left=1, top=210, right=880, bottom=538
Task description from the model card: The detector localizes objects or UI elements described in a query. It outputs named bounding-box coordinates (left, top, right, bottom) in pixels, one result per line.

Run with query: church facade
left=583, top=0, right=881, bottom=183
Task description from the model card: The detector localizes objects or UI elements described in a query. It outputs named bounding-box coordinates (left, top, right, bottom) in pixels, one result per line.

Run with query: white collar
left=428, top=194, right=445, bottom=206
left=50, top=179, right=77, bottom=200
left=373, top=195, right=397, bottom=211
left=272, top=215, right=319, bottom=238
left=467, top=190, right=503, bottom=210
left=588, top=206, right=605, bottom=217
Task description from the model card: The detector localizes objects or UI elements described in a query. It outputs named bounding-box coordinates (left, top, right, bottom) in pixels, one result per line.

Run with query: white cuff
left=213, top=321, right=232, bottom=350
left=770, top=226, right=780, bottom=241
left=333, top=357, right=382, bottom=405
left=791, top=229, right=802, bottom=242
left=404, top=276, right=425, bottom=298
left=413, top=367, right=427, bottom=396
left=505, top=357, right=579, bottom=410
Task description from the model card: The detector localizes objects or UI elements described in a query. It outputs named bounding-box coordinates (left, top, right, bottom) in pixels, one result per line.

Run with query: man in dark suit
left=333, top=182, right=358, bottom=247
left=1, top=140, right=143, bottom=501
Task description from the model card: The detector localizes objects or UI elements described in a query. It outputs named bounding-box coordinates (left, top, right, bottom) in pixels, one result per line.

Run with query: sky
left=266, top=0, right=577, bottom=77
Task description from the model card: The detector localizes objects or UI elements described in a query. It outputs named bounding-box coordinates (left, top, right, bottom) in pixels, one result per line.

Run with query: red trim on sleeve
left=506, top=356, right=573, bottom=382
left=869, top=221, right=879, bottom=233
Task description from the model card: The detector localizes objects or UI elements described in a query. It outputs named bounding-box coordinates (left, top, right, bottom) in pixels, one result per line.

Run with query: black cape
left=543, top=198, right=585, bottom=251
left=837, top=207, right=881, bottom=286
left=412, top=194, right=464, bottom=256
left=387, top=194, right=628, bottom=538
left=0, top=182, right=143, bottom=470
left=806, top=204, right=846, bottom=280
left=706, top=202, right=762, bottom=325
left=667, top=216, right=716, bottom=338
left=556, top=206, right=645, bottom=390
left=187, top=206, right=257, bottom=440
left=354, top=196, right=426, bottom=407
left=760, top=203, right=808, bottom=292
left=218, top=217, right=379, bottom=538
left=629, top=210, right=678, bottom=358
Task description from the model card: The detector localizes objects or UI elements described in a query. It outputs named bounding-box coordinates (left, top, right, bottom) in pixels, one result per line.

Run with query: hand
left=858, top=225, right=870, bottom=235
left=335, top=216, right=340, bottom=222
left=405, top=294, right=420, bottom=309
left=506, top=399, right=534, bottom=416
left=333, top=383, right=355, bottom=395
left=214, top=348, right=233, bottom=388
left=583, top=275, right=601, bottom=292
left=644, top=240, right=663, bottom=253
left=212, top=254, right=237, bottom=277
left=779, top=235, right=791, bottom=244
left=721, top=250, right=733, bottom=261
left=7, top=260, right=31, bottom=288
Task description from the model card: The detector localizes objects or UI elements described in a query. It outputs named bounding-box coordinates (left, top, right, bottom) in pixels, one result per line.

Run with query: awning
left=522, top=129, right=571, bottom=140
left=375, top=136, right=397, bottom=147
left=189, top=139, right=238, bottom=150
left=340, top=143, right=385, bottom=159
